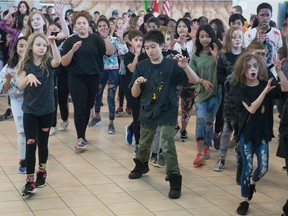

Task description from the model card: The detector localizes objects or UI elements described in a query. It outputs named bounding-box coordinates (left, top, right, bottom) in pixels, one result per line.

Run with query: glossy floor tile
left=0, top=96, right=287, bottom=216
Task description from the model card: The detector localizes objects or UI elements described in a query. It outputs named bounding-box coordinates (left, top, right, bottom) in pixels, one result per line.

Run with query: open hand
left=26, top=74, right=41, bottom=87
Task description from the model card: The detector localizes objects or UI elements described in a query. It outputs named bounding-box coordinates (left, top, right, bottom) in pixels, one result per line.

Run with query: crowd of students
left=0, top=1, right=288, bottom=215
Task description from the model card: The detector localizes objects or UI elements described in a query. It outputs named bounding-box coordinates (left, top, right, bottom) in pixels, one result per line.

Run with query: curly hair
left=231, top=52, right=268, bottom=87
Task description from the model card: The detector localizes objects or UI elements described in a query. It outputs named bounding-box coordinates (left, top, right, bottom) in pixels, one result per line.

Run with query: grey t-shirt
left=22, top=57, right=55, bottom=116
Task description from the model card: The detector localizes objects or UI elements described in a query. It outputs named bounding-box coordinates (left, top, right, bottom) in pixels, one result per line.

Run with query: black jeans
left=57, top=72, right=69, bottom=121
left=68, top=74, right=99, bottom=139
left=23, top=112, right=53, bottom=175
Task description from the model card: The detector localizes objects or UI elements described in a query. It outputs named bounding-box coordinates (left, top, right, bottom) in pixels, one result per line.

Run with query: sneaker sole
left=75, top=146, right=87, bottom=151
left=22, top=188, right=37, bottom=196
left=213, top=167, right=224, bottom=172
left=36, top=183, right=46, bottom=188
left=108, top=131, right=115, bottom=134
left=180, top=138, right=187, bottom=142
left=18, top=170, right=26, bottom=174
left=193, top=161, right=206, bottom=166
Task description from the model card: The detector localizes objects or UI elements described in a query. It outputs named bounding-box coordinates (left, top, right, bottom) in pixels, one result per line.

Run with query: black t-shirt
left=237, top=80, right=282, bottom=144
left=22, top=57, right=55, bottom=116
left=217, top=51, right=241, bottom=85
left=124, top=51, right=147, bottom=73
left=61, top=34, right=106, bottom=76
left=131, top=58, right=188, bottom=127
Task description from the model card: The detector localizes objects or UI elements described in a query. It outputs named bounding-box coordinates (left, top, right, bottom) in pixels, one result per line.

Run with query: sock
left=26, top=175, right=34, bottom=182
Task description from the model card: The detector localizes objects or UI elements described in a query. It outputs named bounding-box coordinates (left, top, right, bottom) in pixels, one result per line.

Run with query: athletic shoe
left=283, top=166, right=287, bottom=171
left=0, top=108, right=13, bottom=121
left=236, top=201, right=249, bottom=215
left=116, top=107, right=123, bottom=114
left=22, top=181, right=37, bottom=196
left=193, top=153, right=206, bottom=166
left=125, top=125, right=133, bottom=145
left=180, top=130, right=188, bottom=142
left=175, top=125, right=180, bottom=135
left=18, top=160, right=26, bottom=174
left=149, top=154, right=158, bottom=166
left=203, top=146, right=210, bottom=160
left=36, top=170, right=47, bottom=188
left=75, top=138, right=87, bottom=151
left=58, top=121, right=69, bottom=131
left=88, top=117, right=101, bottom=127
left=49, top=127, right=56, bottom=136
left=108, top=124, right=115, bottom=134
left=157, top=152, right=165, bottom=167
left=125, top=107, right=132, bottom=115
left=134, top=144, right=139, bottom=155
left=213, top=159, right=225, bottom=172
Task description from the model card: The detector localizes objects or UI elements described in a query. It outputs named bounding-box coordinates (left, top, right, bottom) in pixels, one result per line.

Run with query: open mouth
left=251, top=73, right=256, bottom=77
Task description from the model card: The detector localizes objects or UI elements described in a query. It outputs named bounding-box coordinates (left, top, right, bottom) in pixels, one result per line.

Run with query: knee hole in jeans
left=27, top=139, right=35, bottom=144
left=42, top=128, right=50, bottom=132
left=196, top=118, right=205, bottom=123
left=206, top=121, right=213, bottom=126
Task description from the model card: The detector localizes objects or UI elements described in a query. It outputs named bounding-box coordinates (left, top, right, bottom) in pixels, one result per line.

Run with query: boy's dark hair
left=183, top=12, right=191, bottom=20
left=232, top=5, right=243, bottom=14
left=147, top=17, right=160, bottom=28
left=257, top=3, right=272, bottom=14
left=229, top=14, right=245, bottom=26
left=144, top=13, right=154, bottom=23
left=198, top=16, right=209, bottom=26
left=97, top=17, right=110, bottom=28
left=94, top=11, right=100, bottom=15
left=143, top=30, right=164, bottom=46
left=158, top=14, right=170, bottom=26
left=128, top=29, right=143, bottom=41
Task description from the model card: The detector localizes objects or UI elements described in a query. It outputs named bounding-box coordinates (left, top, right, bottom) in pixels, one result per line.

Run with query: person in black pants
left=61, top=11, right=114, bottom=151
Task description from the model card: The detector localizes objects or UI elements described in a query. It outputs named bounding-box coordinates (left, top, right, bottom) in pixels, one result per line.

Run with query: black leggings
left=68, top=74, right=99, bottom=139
left=57, top=72, right=69, bottom=121
left=24, top=112, right=53, bottom=175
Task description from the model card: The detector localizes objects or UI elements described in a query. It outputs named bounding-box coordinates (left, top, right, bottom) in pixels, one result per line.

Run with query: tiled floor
left=0, top=95, right=287, bottom=216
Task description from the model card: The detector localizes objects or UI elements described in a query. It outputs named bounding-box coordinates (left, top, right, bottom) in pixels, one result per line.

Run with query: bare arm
left=18, top=72, right=41, bottom=90
left=242, top=78, right=275, bottom=114
left=103, top=37, right=114, bottom=56
left=54, top=2, right=70, bottom=40
left=131, top=76, right=147, bottom=97
left=48, top=36, right=61, bottom=68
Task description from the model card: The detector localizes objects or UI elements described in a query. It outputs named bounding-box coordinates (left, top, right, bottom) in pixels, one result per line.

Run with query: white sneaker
left=58, top=121, right=69, bottom=131
left=49, top=127, right=56, bottom=136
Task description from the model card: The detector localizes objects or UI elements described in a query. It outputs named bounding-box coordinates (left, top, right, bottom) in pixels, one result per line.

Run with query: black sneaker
left=22, top=181, right=37, bottom=196
left=36, top=170, right=47, bottom=188
left=283, top=166, right=287, bottom=171
left=180, top=130, right=188, bottom=142
left=248, top=184, right=256, bottom=201
left=0, top=108, right=13, bottom=121
left=236, top=201, right=249, bottom=215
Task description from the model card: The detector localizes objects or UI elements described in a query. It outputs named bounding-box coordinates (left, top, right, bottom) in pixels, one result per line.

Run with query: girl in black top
left=233, top=53, right=288, bottom=215
left=61, top=11, right=114, bottom=151
left=17, top=33, right=61, bottom=196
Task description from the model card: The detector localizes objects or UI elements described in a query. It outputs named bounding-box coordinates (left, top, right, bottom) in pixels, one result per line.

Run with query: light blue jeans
left=10, top=97, right=26, bottom=160
left=239, top=135, right=269, bottom=198
left=195, top=88, right=222, bottom=147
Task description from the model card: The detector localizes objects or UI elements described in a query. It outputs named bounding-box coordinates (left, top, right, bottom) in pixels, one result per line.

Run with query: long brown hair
left=231, top=52, right=268, bottom=87
left=222, top=27, right=243, bottom=53
left=16, top=33, right=51, bottom=76
left=24, top=11, right=48, bottom=37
